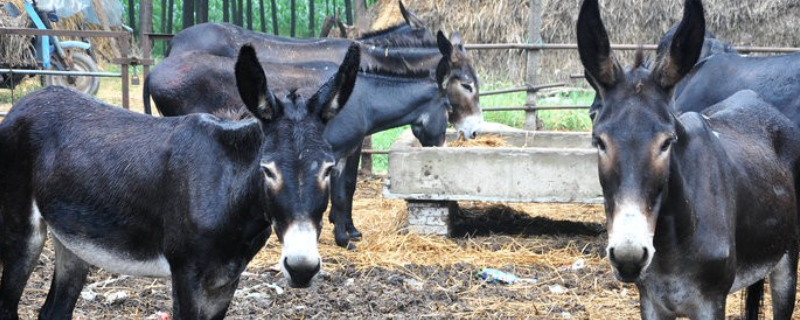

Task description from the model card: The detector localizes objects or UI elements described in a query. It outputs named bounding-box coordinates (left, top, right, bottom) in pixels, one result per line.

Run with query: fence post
left=524, top=0, right=542, bottom=130
left=359, top=136, right=373, bottom=176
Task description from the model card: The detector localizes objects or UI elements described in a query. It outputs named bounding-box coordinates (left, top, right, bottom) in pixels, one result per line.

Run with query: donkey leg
left=743, top=279, right=764, bottom=320
left=38, top=238, right=91, bottom=320
left=0, top=200, right=47, bottom=320
left=341, top=150, right=363, bottom=241
left=171, top=264, right=239, bottom=320
left=768, top=248, right=798, bottom=320
left=329, top=149, right=361, bottom=249
left=690, top=296, right=726, bottom=320
left=638, top=290, right=676, bottom=320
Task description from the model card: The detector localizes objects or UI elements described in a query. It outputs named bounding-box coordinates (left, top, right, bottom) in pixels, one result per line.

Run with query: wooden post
left=119, top=33, right=130, bottom=110
left=360, top=136, right=373, bottom=176
left=140, top=0, right=152, bottom=109
left=524, top=0, right=542, bottom=130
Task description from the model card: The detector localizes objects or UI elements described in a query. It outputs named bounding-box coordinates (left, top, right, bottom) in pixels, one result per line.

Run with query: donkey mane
left=359, top=23, right=408, bottom=40
left=213, top=107, right=253, bottom=121
left=358, top=33, right=437, bottom=49
left=359, top=66, right=432, bottom=80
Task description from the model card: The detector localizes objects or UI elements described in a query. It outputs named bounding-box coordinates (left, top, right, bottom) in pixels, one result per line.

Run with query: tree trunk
left=258, top=0, right=266, bottom=32
left=232, top=0, right=239, bottom=26
left=308, top=0, right=315, bottom=36
left=344, top=0, right=352, bottom=25
left=160, top=0, right=166, bottom=54
left=238, top=0, right=245, bottom=27
left=223, top=0, right=229, bottom=22
left=270, top=0, right=278, bottom=35
left=290, top=0, right=296, bottom=37
left=182, top=0, right=194, bottom=28
left=166, top=0, right=174, bottom=33
left=246, top=0, right=253, bottom=29
left=160, top=0, right=166, bottom=33
left=199, top=0, right=209, bottom=23
left=128, top=0, right=135, bottom=34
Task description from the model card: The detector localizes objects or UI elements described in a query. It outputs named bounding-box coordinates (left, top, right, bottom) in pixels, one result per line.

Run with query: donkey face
left=577, top=0, right=705, bottom=282
left=236, top=43, right=359, bottom=288
left=437, top=31, right=483, bottom=140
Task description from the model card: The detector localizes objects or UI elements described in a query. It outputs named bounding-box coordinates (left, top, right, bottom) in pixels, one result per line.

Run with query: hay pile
left=0, top=8, right=36, bottom=67
left=449, top=134, right=508, bottom=147
left=6, top=0, right=128, bottom=63
left=369, top=0, right=800, bottom=84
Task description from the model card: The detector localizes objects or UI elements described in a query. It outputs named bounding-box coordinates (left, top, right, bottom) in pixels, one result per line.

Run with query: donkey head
left=577, top=0, right=705, bottom=282
left=437, top=31, right=483, bottom=140
left=235, top=43, right=359, bottom=288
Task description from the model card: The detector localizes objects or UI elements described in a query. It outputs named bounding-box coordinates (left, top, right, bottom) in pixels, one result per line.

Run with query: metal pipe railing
left=464, top=43, right=800, bottom=53
left=0, top=69, right=122, bottom=77
left=483, top=105, right=590, bottom=112
left=480, top=82, right=565, bottom=96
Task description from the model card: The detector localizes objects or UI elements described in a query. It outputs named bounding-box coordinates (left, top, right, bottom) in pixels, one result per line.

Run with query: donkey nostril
left=470, top=131, right=477, bottom=139
left=640, top=247, right=649, bottom=264
left=283, top=257, right=321, bottom=287
left=608, top=247, right=616, bottom=261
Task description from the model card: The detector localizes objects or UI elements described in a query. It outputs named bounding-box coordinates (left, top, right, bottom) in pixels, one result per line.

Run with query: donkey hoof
left=346, top=242, right=357, bottom=251
left=348, top=230, right=363, bottom=241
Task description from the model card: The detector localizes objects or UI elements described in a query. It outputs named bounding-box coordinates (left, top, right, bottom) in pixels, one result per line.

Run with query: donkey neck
left=324, top=73, right=443, bottom=157
left=360, top=45, right=441, bottom=72
left=359, top=74, right=442, bottom=135
left=654, top=113, right=734, bottom=254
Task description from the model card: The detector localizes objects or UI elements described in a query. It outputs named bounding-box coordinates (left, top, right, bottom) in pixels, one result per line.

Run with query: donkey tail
left=142, top=74, right=153, bottom=115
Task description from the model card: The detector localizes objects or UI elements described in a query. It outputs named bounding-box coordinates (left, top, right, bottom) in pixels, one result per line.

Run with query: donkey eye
left=262, top=166, right=276, bottom=180
left=461, top=83, right=473, bottom=93
left=660, top=138, right=674, bottom=153
left=593, top=137, right=607, bottom=152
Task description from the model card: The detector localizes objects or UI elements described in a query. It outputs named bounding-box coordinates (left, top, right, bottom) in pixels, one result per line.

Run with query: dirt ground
left=2, top=177, right=778, bottom=320
left=0, top=79, right=796, bottom=319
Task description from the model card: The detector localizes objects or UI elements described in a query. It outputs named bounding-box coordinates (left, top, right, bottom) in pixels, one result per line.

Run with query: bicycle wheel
left=44, top=52, right=101, bottom=96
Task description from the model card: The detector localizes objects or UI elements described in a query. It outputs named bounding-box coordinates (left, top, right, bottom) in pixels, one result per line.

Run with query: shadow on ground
left=449, top=204, right=606, bottom=238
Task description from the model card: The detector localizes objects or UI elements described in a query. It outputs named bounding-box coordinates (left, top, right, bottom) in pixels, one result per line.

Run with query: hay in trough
left=368, top=0, right=800, bottom=84
left=0, top=8, right=36, bottom=67
left=449, top=134, right=508, bottom=147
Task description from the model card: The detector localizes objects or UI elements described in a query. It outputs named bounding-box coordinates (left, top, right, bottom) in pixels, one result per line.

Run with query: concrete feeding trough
left=383, top=123, right=602, bottom=236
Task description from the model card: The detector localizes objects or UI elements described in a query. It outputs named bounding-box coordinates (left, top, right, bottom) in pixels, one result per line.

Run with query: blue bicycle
left=1, top=0, right=100, bottom=95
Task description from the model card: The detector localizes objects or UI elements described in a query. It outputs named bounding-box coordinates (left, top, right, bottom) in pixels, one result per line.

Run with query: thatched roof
left=369, top=0, right=800, bottom=84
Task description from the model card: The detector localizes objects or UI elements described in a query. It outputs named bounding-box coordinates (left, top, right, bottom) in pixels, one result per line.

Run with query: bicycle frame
left=23, top=0, right=92, bottom=69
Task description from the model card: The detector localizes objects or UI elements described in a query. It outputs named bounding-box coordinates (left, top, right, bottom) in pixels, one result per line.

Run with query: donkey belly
left=49, top=227, right=172, bottom=277
left=39, top=200, right=172, bottom=278
left=730, top=260, right=780, bottom=294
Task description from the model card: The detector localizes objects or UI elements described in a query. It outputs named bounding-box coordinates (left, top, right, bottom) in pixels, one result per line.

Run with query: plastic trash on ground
left=477, top=268, right=537, bottom=285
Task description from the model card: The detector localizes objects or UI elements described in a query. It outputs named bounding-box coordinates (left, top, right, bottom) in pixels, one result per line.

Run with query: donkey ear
left=653, top=0, right=705, bottom=89
left=436, top=56, right=451, bottom=90
left=451, top=31, right=467, bottom=56
left=436, top=31, right=453, bottom=60
left=235, top=44, right=279, bottom=122
left=451, top=31, right=463, bottom=46
left=312, top=43, right=360, bottom=123
left=576, top=0, right=621, bottom=89
left=399, top=1, right=426, bottom=29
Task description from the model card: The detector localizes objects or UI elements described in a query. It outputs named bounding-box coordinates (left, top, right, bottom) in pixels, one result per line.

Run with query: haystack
left=369, top=0, right=800, bottom=84
left=5, top=0, right=128, bottom=64
left=0, top=7, right=36, bottom=67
